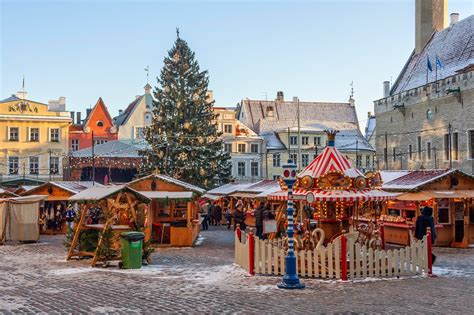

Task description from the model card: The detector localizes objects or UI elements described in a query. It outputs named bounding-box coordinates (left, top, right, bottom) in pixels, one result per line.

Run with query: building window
left=272, top=154, right=281, bottom=167
left=417, top=136, right=421, bottom=160
left=144, top=113, right=152, bottom=125
left=237, top=162, right=246, bottom=177
left=29, top=156, right=39, bottom=175
left=290, top=153, right=298, bottom=164
left=301, top=154, right=309, bottom=167
left=313, top=137, right=321, bottom=146
left=224, top=143, right=232, bottom=153
left=469, top=130, right=474, bottom=159
left=94, top=139, right=107, bottom=145
left=224, top=124, right=233, bottom=134
left=251, top=161, right=259, bottom=177
left=9, top=127, right=19, bottom=141
left=50, top=157, right=59, bottom=175
left=50, top=128, right=60, bottom=142
left=444, top=134, right=450, bottom=160
left=30, top=128, right=39, bottom=142
left=409, top=145, right=413, bottom=160
left=250, top=144, right=259, bottom=153
left=135, top=127, right=145, bottom=139
left=427, top=142, right=431, bottom=160
left=290, top=136, right=298, bottom=146
left=71, top=139, right=79, bottom=151
left=97, top=120, right=104, bottom=127
left=302, top=137, right=309, bottom=145
left=453, top=132, right=458, bottom=160
left=366, top=155, right=371, bottom=168
left=393, top=147, right=396, bottom=162
left=8, top=156, right=19, bottom=175
left=237, top=143, right=246, bottom=153
left=357, top=155, right=362, bottom=167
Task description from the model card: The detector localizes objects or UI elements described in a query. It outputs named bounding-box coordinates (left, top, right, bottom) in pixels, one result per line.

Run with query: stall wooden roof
left=22, top=181, right=103, bottom=200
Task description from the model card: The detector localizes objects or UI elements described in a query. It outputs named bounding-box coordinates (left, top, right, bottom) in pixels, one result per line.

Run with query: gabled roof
left=71, top=139, right=148, bottom=158
left=83, top=97, right=114, bottom=129
left=69, top=185, right=127, bottom=201
left=240, top=99, right=359, bottom=134
left=206, top=182, right=254, bottom=196
left=114, top=93, right=153, bottom=126
left=0, top=95, right=48, bottom=106
left=391, top=15, right=474, bottom=94
left=236, top=180, right=280, bottom=193
left=382, top=169, right=474, bottom=191
left=128, top=174, right=206, bottom=194
left=24, top=181, right=103, bottom=195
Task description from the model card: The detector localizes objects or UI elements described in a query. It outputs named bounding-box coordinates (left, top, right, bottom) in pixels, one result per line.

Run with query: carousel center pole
left=277, top=159, right=304, bottom=289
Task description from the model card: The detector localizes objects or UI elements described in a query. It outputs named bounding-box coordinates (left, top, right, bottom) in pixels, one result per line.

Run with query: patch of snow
left=432, top=267, right=468, bottom=277
left=194, top=236, right=206, bottom=246
left=47, top=267, right=95, bottom=276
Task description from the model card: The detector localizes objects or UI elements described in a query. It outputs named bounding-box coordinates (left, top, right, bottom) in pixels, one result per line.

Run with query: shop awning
left=425, top=190, right=474, bottom=199
left=229, top=192, right=258, bottom=198
left=137, top=191, right=193, bottom=200
left=267, top=189, right=396, bottom=202
left=255, top=186, right=282, bottom=199
left=395, top=192, right=433, bottom=201
left=202, top=193, right=221, bottom=200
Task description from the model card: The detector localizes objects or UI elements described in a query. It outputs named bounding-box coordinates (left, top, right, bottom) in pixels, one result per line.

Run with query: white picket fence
left=235, top=230, right=430, bottom=280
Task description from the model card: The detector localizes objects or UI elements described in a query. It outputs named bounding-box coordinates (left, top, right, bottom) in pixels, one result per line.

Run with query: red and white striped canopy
left=298, top=146, right=363, bottom=179
left=268, top=188, right=395, bottom=202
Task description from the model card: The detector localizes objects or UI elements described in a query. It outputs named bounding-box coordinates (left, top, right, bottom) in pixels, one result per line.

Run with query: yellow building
left=0, top=92, right=71, bottom=186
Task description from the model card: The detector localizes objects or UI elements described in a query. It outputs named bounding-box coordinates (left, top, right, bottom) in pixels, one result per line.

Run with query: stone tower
left=415, top=0, right=448, bottom=54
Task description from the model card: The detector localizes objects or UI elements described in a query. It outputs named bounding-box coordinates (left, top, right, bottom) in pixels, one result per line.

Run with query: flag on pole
left=436, top=55, right=444, bottom=69
left=427, top=56, right=433, bottom=72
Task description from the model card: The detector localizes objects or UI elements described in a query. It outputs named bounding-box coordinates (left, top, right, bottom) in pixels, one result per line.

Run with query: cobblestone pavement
left=1, top=226, right=473, bottom=314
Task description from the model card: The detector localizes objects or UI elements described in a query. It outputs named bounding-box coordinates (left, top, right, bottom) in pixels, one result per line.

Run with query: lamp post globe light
left=277, top=159, right=305, bottom=289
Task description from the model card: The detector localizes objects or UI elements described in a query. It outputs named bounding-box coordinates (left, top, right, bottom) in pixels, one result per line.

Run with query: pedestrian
left=201, top=212, right=208, bottom=230
left=65, top=204, right=76, bottom=239
left=233, top=205, right=246, bottom=231
left=255, top=202, right=265, bottom=238
left=415, top=206, right=437, bottom=264
left=214, top=203, right=223, bottom=226
left=208, top=202, right=215, bottom=226
left=225, top=208, right=232, bottom=230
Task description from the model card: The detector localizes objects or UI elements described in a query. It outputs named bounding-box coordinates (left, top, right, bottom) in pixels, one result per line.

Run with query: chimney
left=415, top=0, right=447, bottom=54
left=70, top=111, right=75, bottom=122
left=383, top=81, right=390, bottom=98
left=86, top=108, right=92, bottom=118
left=368, top=111, right=372, bottom=119
left=119, top=109, right=123, bottom=115
left=450, top=13, right=459, bottom=26
left=276, top=91, right=284, bottom=101
left=15, top=91, right=27, bottom=100
left=59, top=96, right=66, bottom=105
left=76, top=112, right=82, bottom=125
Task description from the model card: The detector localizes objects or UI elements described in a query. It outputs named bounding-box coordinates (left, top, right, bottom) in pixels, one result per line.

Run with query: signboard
left=317, top=171, right=351, bottom=189
left=263, top=220, right=277, bottom=234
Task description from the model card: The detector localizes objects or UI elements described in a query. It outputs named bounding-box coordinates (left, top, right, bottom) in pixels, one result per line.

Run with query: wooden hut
left=0, top=189, right=18, bottom=198
left=127, top=174, right=205, bottom=247
left=381, top=169, right=474, bottom=248
left=21, top=181, right=100, bottom=234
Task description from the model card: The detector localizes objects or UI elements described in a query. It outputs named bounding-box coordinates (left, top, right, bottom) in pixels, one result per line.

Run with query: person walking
left=208, top=202, right=215, bottom=226
left=255, top=202, right=265, bottom=238
left=225, top=208, right=232, bottom=230
left=415, top=206, right=437, bottom=264
left=233, top=205, right=246, bottom=231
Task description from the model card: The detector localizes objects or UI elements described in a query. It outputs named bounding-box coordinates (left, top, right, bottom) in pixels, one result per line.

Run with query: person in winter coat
left=225, top=208, right=232, bottom=230
left=254, top=202, right=265, bottom=238
left=208, top=203, right=215, bottom=226
left=214, top=203, right=223, bottom=226
left=415, top=206, right=437, bottom=264
left=233, top=206, right=246, bottom=231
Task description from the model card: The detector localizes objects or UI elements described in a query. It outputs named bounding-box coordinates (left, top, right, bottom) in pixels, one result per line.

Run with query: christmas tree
left=142, top=30, right=231, bottom=189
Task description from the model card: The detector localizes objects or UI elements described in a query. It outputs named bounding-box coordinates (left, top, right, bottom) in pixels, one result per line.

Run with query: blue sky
left=1, top=0, right=473, bottom=129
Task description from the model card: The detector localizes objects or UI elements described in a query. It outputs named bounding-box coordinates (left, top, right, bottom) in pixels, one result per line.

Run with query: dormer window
left=144, top=113, right=152, bottom=125
left=266, top=106, right=274, bottom=117
left=97, top=120, right=104, bottom=127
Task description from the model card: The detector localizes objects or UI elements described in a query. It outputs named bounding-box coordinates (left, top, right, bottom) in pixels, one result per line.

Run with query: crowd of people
left=199, top=199, right=274, bottom=238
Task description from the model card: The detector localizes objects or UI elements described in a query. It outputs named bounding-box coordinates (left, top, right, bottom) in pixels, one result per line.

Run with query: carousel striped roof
left=298, top=145, right=363, bottom=179
left=268, top=188, right=395, bottom=202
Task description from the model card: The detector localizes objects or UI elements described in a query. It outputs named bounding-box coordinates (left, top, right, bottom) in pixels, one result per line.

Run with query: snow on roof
left=69, top=185, right=126, bottom=201
left=380, top=171, right=412, bottom=184
left=128, top=174, right=205, bottom=194
left=71, top=139, right=148, bottom=158
left=381, top=169, right=466, bottom=191
left=207, top=182, right=253, bottom=195
left=391, top=15, right=474, bottom=94
left=335, top=129, right=374, bottom=152
left=255, top=186, right=282, bottom=198
left=261, top=132, right=285, bottom=149
left=50, top=181, right=103, bottom=194
left=237, top=180, right=280, bottom=193
left=240, top=99, right=359, bottom=134
left=365, top=116, right=376, bottom=140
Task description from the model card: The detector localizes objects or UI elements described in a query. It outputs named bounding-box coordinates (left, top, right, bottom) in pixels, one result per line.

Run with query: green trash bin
left=120, top=232, right=145, bottom=269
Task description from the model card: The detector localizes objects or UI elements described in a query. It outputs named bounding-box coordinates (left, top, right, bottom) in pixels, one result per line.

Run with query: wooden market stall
left=67, top=185, right=149, bottom=266
left=381, top=169, right=474, bottom=248
left=0, top=189, right=18, bottom=198
left=127, top=174, right=205, bottom=247
left=21, top=181, right=100, bottom=234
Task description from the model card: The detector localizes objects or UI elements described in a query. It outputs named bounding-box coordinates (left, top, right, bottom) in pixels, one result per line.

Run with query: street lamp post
left=277, top=159, right=304, bottom=289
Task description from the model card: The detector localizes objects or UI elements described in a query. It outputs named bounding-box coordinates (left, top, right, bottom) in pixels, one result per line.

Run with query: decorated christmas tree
left=142, top=30, right=231, bottom=189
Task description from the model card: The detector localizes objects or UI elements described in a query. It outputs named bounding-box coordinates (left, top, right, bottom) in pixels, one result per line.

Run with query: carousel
left=268, top=130, right=395, bottom=249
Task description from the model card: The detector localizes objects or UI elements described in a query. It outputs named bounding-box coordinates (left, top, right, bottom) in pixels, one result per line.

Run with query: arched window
left=97, top=120, right=104, bottom=127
